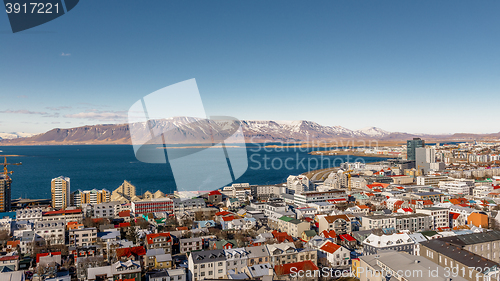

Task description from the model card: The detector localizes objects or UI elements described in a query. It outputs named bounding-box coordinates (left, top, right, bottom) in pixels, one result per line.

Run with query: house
left=0, top=255, right=19, bottom=272
left=146, top=232, right=173, bottom=254
left=145, top=248, right=165, bottom=268
left=226, top=198, right=240, bottom=209
left=87, top=260, right=142, bottom=281
left=224, top=248, right=249, bottom=275
left=338, top=234, right=356, bottom=249
left=320, top=230, right=337, bottom=239
left=362, top=233, right=416, bottom=255
left=467, top=212, right=488, bottom=228
left=195, top=220, right=216, bottom=229
left=188, top=249, right=227, bottom=281
left=301, top=230, right=317, bottom=242
left=207, top=190, right=223, bottom=204
left=318, top=241, right=350, bottom=267
left=210, top=239, right=237, bottom=250
left=265, top=242, right=317, bottom=268
left=69, top=227, right=97, bottom=247
left=245, top=245, right=270, bottom=266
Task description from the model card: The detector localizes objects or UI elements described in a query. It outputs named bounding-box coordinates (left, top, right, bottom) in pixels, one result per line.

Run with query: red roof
left=146, top=232, right=172, bottom=244
left=0, top=255, right=19, bottom=261
left=215, top=211, right=232, bottom=216
left=208, top=190, right=222, bottom=196
left=303, top=217, right=314, bottom=222
left=36, top=252, right=61, bottom=263
left=7, top=240, right=20, bottom=247
left=320, top=241, right=342, bottom=254
left=118, top=222, right=130, bottom=228
left=402, top=208, right=413, bottom=212
left=116, top=246, right=146, bottom=258
left=358, top=205, right=370, bottom=209
left=43, top=209, right=82, bottom=216
left=272, top=230, right=293, bottom=243
left=274, top=260, right=319, bottom=276
left=118, top=210, right=130, bottom=217
left=321, top=230, right=337, bottom=238
left=222, top=216, right=237, bottom=222
left=177, top=226, right=188, bottom=231
left=339, top=234, right=356, bottom=242
left=423, top=200, right=433, bottom=205
left=450, top=212, right=460, bottom=220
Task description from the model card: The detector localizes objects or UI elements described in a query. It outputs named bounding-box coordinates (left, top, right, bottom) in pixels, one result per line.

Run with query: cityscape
left=2, top=0, right=500, bottom=281
left=2, top=138, right=500, bottom=280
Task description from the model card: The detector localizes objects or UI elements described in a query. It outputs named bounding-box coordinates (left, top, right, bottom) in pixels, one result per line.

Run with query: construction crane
left=342, top=170, right=353, bottom=191
left=2, top=157, right=22, bottom=178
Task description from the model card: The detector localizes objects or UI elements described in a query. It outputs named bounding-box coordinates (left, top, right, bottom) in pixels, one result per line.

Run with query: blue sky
left=0, top=0, right=499, bottom=134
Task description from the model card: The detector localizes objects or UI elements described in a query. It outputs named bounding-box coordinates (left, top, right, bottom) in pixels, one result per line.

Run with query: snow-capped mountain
left=0, top=117, right=414, bottom=145
left=0, top=132, right=36, bottom=140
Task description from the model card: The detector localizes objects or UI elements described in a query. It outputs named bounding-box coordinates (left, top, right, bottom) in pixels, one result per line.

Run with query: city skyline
left=1, top=1, right=500, bottom=134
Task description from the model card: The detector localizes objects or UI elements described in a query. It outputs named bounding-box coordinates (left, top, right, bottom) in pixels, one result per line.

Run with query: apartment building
left=42, top=209, right=83, bottom=222
left=71, top=188, right=110, bottom=207
left=357, top=251, right=468, bottom=281
left=180, top=237, right=203, bottom=254
left=245, top=245, right=270, bottom=266
left=395, top=213, right=432, bottom=232
left=294, top=190, right=348, bottom=205
left=318, top=215, right=352, bottom=235
left=69, top=227, right=97, bottom=247
left=172, top=198, right=206, bottom=213
left=92, top=201, right=120, bottom=218
left=51, top=176, right=70, bottom=210
left=132, top=198, right=174, bottom=215
left=437, top=231, right=500, bottom=263
left=188, top=249, right=227, bottom=281
left=361, top=215, right=396, bottom=230
left=416, top=207, right=449, bottom=230
left=16, top=207, right=43, bottom=221
left=35, top=219, right=65, bottom=245
left=420, top=240, right=500, bottom=281
left=0, top=174, right=12, bottom=212
left=224, top=248, right=248, bottom=275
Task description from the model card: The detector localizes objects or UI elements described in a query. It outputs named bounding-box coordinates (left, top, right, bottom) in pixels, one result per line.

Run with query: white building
left=416, top=207, right=449, bottom=230
left=443, top=181, right=472, bottom=196
left=188, top=249, right=227, bottom=281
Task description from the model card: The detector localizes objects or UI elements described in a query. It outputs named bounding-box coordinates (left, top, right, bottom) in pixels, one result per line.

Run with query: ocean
left=0, top=144, right=388, bottom=199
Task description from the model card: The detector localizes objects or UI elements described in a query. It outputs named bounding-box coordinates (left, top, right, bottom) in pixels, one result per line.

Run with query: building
left=245, top=245, right=270, bottom=266
left=356, top=251, right=469, bottom=281
left=442, top=181, right=472, bottom=196
left=69, top=228, right=97, bottom=247
left=35, top=220, right=65, bottom=245
left=224, top=248, right=249, bottom=275
left=42, top=209, right=83, bottom=222
left=416, top=175, right=451, bottom=186
left=91, top=201, right=120, bottom=219
left=87, top=260, right=141, bottom=281
left=361, top=215, right=396, bottom=230
left=172, top=198, right=206, bottom=213
left=287, top=175, right=313, bottom=194
left=188, top=249, right=227, bottom=281
left=16, top=207, right=43, bottom=221
left=147, top=269, right=186, bottom=281
left=318, top=215, right=352, bottom=234
left=146, top=232, right=173, bottom=254
left=180, top=237, right=203, bottom=254
left=0, top=174, right=12, bottom=212
left=131, top=198, right=173, bottom=215
left=110, top=180, right=141, bottom=203
left=416, top=207, right=449, bottom=230
left=294, top=190, right=348, bottom=205
left=419, top=239, right=500, bottom=281
left=273, top=216, right=310, bottom=238
left=71, top=189, right=110, bottom=207
left=265, top=242, right=317, bottom=268
left=436, top=231, right=500, bottom=263
left=318, top=241, right=350, bottom=267
left=394, top=213, right=432, bottom=232
left=51, top=176, right=70, bottom=210
left=415, top=147, right=436, bottom=173
left=362, top=233, right=416, bottom=255
left=407, top=138, right=425, bottom=161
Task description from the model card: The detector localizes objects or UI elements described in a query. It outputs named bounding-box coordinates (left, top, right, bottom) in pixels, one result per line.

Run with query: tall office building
left=406, top=138, right=425, bottom=161
left=415, top=147, right=436, bottom=174
left=71, top=188, right=110, bottom=207
left=51, top=176, right=70, bottom=210
left=0, top=175, right=12, bottom=212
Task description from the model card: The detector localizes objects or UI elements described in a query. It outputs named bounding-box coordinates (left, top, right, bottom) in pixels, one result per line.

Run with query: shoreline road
left=305, top=167, right=338, bottom=181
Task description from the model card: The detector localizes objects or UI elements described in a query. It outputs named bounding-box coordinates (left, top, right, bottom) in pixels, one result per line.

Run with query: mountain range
left=0, top=117, right=498, bottom=145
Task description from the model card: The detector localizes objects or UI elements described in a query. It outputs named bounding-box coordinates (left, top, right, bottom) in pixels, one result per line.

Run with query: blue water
left=0, top=144, right=388, bottom=199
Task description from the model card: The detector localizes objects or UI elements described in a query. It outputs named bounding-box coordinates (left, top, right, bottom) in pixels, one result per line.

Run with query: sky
left=0, top=0, right=499, bottom=135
